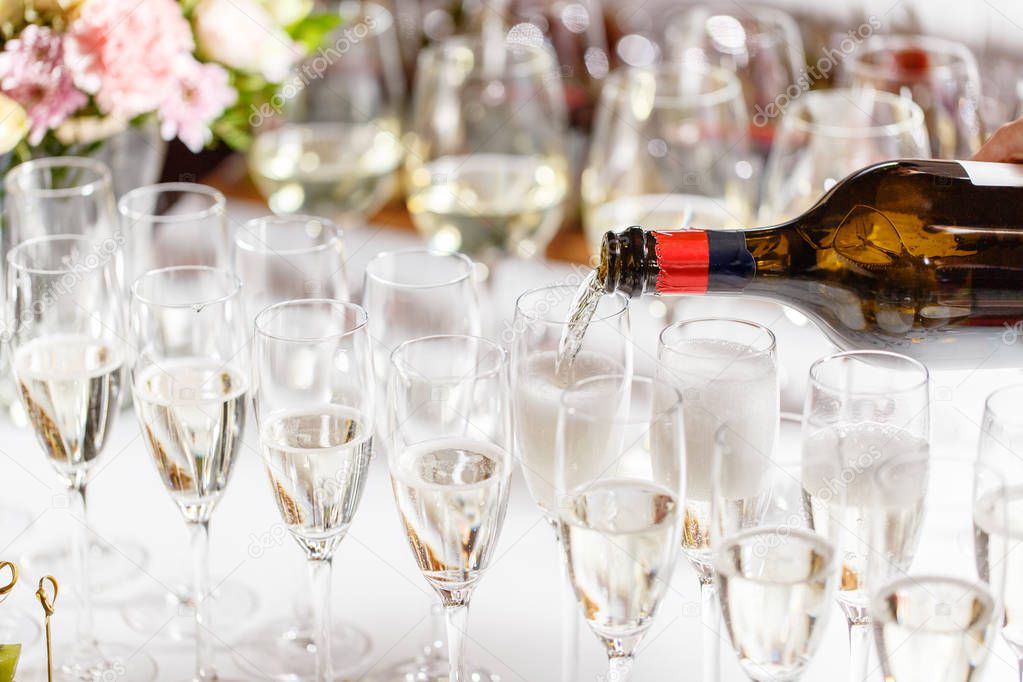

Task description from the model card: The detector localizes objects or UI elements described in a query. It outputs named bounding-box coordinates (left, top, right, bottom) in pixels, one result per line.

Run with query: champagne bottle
left=598, top=159, right=1023, bottom=368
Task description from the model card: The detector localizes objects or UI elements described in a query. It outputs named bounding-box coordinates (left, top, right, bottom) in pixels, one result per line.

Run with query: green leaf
left=287, top=13, right=341, bottom=53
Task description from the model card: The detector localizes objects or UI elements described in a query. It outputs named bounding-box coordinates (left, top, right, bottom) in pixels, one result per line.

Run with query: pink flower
left=159, top=56, right=236, bottom=153
left=65, top=0, right=194, bottom=120
left=0, top=25, right=86, bottom=144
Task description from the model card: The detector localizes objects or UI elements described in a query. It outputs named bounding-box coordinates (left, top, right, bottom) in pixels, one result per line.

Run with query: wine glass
left=802, top=350, right=930, bottom=682
left=711, top=418, right=845, bottom=681
left=510, top=283, right=632, bottom=680
left=582, top=62, right=755, bottom=254
left=760, top=88, right=930, bottom=223
left=976, top=385, right=1023, bottom=680
left=656, top=317, right=778, bottom=682
left=867, top=456, right=1005, bottom=682
left=556, top=374, right=685, bottom=681
left=129, top=266, right=248, bottom=680
left=6, top=235, right=156, bottom=680
left=664, top=4, right=805, bottom=160
left=249, top=2, right=405, bottom=224
left=843, top=34, right=983, bottom=159
left=388, top=335, right=512, bottom=682
left=405, top=35, right=569, bottom=263
left=253, top=299, right=376, bottom=682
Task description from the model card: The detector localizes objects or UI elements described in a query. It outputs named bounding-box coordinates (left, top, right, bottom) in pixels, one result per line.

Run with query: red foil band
left=653, top=231, right=709, bottom=294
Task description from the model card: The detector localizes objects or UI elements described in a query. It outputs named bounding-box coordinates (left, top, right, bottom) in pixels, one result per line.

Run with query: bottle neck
left=600, top=227, right=756, bottom=297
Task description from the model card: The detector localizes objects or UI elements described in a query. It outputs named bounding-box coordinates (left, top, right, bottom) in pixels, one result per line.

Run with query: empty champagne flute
left=656, top=318, right=778, bottom=682
left=6, top=235, right=156, bottom=679
left=405, top=36, right=569, bottom=262
left=843, top=34, right=983, bottom=158
left=868, top=457, right=1005, bottom=682
left=510, top=283, right=632, bottom=681
left=976, top=385, right=1023, bottom=680
left=582, top=62, right=756, bottom=253
left=802, top=350, right=930, bottom=682
left=249, top=2, right=405, bottom=223
left=253, top=300, right=376, bottom=682
left=130, top=266, right=248, bottom=680
left=556, top=374, right=685, bottom=681
left=712, top=421, right=845, bottom=681
left=388, top=335, right=512, bottom=682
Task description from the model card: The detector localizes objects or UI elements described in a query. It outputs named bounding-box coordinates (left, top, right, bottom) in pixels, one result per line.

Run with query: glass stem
left=444, top=602, right=469, bottom=682
left=189, top=520, right=214, bottom=681
left=69, top=482, right=94, bottom=648
left=555, top=524, right=578, bottom=682
left=608, top=654, right=634, bottom=682
left=308, top=558, right=335, bottom=682
left=700, top=577, right=719, bottom=682
left=1017, top=659, right=1023, bottom=682
left=847, top=620, right=871, bottom=682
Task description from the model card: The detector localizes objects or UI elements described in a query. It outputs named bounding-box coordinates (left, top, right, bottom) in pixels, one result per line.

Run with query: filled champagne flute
left=867, top=456, right=1006, bottom=682
left=712, top=420, right=844, bottom=681
left=249, top=2, right=405, bottom=223
left=130, top=266, right=249, bottom=681
left=405, top=36, right=569, bottom=262
left=802, top=350, right=930, bottom=682
left=388, top=335, right=512, bottom=682
left=6, top=235, right=156, bottom=679
left=556, top=374, right=685, bottom=681
left=253, top=300, right=376, bottom=682
left=656, top=318, right=778, bottom=682
left=976, top=385, right=1023, bottom=680
left=510, top=283, right=632, bottom=680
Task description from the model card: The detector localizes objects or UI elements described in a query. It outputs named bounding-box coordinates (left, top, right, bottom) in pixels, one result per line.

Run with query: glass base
left=121, top=579, right=258, bottom=640
left=57, top=640, right=157, bottom=681
left=232, top=620, right=372, bottom=681
left=22, top=536, right=150, bottom=594
left=373, top=657, right=501, bottom=682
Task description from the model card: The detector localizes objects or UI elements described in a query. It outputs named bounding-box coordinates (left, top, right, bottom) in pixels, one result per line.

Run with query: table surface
left=0, top=197, right=1019, bottom=681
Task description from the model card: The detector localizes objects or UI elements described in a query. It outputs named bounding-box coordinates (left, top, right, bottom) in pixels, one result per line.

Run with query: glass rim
left=118, top=182, right=226, bottom=224
left=847, top=34, right=979, bottom=81
left=658, top=317, right=777, bottom=358
left=4, top=156, right=113, bottom=199
left=364, top=247, right=475, bottom=289
left=235, top=215, right=342, bottom=256
left=391, top=333, right=507, bottom=383
left=417, top=35, right=558, bottom=78
left=131, top=265, right=241, bottom=309
left=254, top=298, right=368, bottom=343
left=665, top=4, right=801, bottom=51
left=780, top=88, right=926, bottom=139
left=560, top=373, right=683, bottom=425
left=983, top=384, right=1023, bottom=427
left=808, top=349, right=929, bottom=395
left=6, top=233, right=109, bottom=276
left=603, top=62, right=743, bottom=109
left=513, top=283, right=629, bottom=325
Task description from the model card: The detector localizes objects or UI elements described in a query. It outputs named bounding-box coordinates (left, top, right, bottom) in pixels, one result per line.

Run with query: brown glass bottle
left=599, top=159, right=1023, bottom=368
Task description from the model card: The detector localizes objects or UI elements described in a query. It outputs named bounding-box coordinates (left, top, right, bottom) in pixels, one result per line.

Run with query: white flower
left=54, top=115, right=129, bottom=146
left=0, top=94, right=29, bottom=153
left=260, top=0, right=313, bottom=27
left=193, top=0, right=301, bottom=83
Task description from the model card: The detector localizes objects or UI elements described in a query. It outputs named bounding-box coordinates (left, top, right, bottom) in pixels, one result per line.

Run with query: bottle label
left=652, top=231, right=709, bottom=294
left=958, top=160, right=1023, bottom=187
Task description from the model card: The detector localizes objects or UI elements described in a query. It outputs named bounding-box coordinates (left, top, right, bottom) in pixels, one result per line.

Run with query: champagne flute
left=556, top=374, right=685, bottom=681
left=249, top=2, right=405, bottom=224
left=510, top=283, right=632, bottom=680
left=656, top=318, right=778, bottom=682
left=405, top=36, right=569, bottom=262
left=868, top=456, right=1005, bottom=682
left=388, top=335, right=512, bottom=682
left=976, top=385, right=1023, bottom=680
left=6, top=235, right=156, bottom=679
left=253, top=299, right=376, bottom=682
left=802, top=350, right=930, bottom=682
left=582, top=62, right=756, bottom=254
left=843, top=34, right=983, bottom=159
left=760, top=88, right=930, bottom=223
left=130, top=266, right=248, bottom=681
left=711, top=420, right=844, bottom=681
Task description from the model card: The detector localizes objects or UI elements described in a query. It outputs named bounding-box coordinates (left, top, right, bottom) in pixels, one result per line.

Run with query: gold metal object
left=35, top=576, right=58, bottom=682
